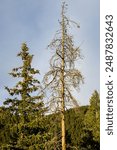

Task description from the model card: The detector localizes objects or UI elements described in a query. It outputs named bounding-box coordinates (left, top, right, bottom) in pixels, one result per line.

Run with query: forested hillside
left=0, top=90, right=100, bottom=149
left=46, top=91, right=100, bottom=150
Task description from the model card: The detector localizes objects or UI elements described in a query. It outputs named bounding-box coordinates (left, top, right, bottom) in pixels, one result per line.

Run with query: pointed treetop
left=21, top=43, right=28, bottom=51
left=61, top=1, right=80, bottom=29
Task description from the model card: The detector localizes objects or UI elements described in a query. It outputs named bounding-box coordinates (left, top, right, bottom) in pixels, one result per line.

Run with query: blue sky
left=0, top=0, right=99, bottom=106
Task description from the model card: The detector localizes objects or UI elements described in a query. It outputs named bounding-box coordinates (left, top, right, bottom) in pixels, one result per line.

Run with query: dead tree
left=43, top=2, right=83, bottom=150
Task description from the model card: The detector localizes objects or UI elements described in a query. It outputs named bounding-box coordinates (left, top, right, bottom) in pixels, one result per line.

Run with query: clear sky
left=0, top=0, right=99, bottom=106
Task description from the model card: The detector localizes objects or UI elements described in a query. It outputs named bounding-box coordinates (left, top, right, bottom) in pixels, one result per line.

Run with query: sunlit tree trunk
left=61, top=4, right=66, bottom=150
left=43, top=2, right=83, bottom=149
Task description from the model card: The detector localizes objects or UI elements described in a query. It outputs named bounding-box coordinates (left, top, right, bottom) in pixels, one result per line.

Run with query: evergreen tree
left=81, top=90, right=100, bottom=150
left=1, top=43, right=50, bottom=149
left=43, top=2, right=83, bottom=150
left=84, top=90, right=100, bottom=142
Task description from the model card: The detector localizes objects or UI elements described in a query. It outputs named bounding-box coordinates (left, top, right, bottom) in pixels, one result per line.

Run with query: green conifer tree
left=2, top=43, right=50, bottom=149
left=84, top=90, right=100, bottom=142
left=81, top=90, right=100, bottom=150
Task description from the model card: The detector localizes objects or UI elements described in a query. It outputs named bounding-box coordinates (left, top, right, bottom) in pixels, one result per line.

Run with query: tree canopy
left=0, top=43, right=51, bottom=149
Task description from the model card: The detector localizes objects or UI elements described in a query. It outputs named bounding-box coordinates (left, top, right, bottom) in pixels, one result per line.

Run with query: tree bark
left=61, top=4, right=66, bottom=150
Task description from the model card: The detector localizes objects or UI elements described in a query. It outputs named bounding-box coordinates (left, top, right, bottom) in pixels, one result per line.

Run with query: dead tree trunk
left=43, top=2, right=83, bottom=149
left=61, top=4, right=66, bottom=150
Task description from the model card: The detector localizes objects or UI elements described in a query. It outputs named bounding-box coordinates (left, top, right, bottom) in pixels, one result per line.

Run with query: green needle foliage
left=84, top=90, right=100, bottom=142
left=0, top=43, right=50, bottom=149
left=81, top=90, right=100, bottom=150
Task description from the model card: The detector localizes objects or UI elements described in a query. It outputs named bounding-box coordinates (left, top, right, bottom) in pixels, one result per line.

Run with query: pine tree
left=2, top=43, right=50, bottom=149
left=43, top=2, right=83, bottom=150
left=84, top=90, right=100, bottom=142
left=81, top=90, right=100, bottom=150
